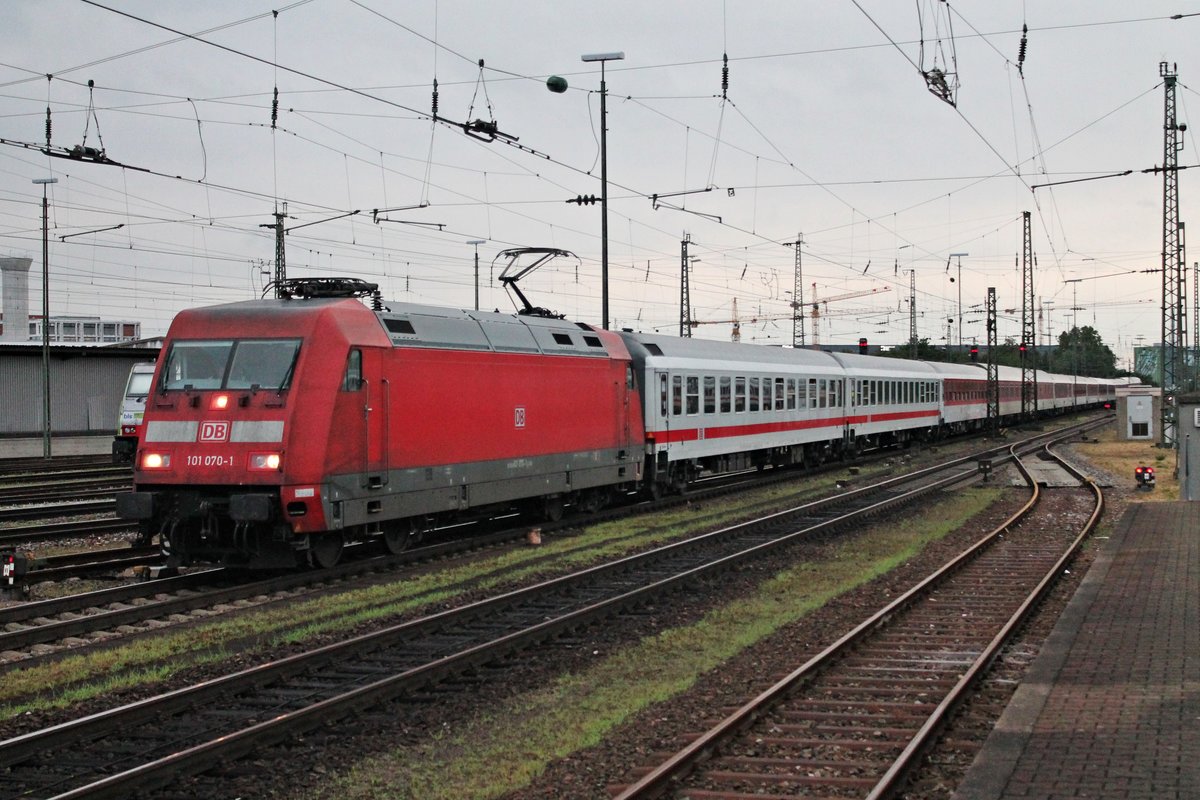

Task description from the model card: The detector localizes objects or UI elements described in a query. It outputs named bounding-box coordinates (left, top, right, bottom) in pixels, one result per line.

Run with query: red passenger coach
left=118, top=278, right=643, bottom=568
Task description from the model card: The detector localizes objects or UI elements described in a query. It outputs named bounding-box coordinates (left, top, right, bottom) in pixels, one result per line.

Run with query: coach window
left=749, top=377, right=760, bottom=412
left=774, top=377, right=785, bottom=410
left=659, top=374, right=669, bottom=417
left=735, top=376, right=746, bottom=412
left=672, top=375, right=683, bottom=416
left=704, top=376, right=716, bottom=414
left=686, top=376, right=700, bottom=415
left=342, top=349, right=362, bottom=391
left=720, top=376, right=732, bottom=413
left=786, top=378, right=797, bottom=410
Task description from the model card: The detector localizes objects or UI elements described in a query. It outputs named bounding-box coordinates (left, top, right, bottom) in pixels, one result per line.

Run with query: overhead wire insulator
left=271, top=85, right=279, bottom=129
left=431, top=78, right=439, bottom=117
left=1017, top=23, right=1028, bottom=75
left=45, top=105, right=51, bottom=148
left=721, top=52, right=729, bottom=100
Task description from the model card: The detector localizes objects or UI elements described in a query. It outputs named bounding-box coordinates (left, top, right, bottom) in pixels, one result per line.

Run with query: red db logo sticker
left=199, top=421, right=230, bottom=442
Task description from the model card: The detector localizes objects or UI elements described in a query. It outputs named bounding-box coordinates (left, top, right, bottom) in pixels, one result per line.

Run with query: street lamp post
left=466, top=239, right=486, bottom=310
left=949, top=252, right=968, bottom=351
left=32, top=177, right=57, bottom=459
left=581, top=51, right=624, bottom=330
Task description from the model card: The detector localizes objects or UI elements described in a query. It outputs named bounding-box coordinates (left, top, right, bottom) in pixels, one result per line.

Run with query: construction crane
left=690, top=298, right=804, bottom=343
left=810, top=284, right=891, bottom=348
left=689, top=298, right=744, bottom=342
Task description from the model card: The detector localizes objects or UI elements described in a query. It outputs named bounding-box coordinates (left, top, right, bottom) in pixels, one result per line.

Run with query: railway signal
left=1134, top=465, right=1156, bottom=490
left=858, top=337, right=869, bottom=354
left=2, top=552, right=29, bottom=595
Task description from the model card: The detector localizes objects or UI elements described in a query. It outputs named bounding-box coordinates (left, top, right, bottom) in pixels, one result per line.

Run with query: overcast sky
left=2, top=1, right=1198, bottom=366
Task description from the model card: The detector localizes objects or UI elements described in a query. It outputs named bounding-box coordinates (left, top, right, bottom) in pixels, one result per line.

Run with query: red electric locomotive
left=117, top=278, right=644, bottom=568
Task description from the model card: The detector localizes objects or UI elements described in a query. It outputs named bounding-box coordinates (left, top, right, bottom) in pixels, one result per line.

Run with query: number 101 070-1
left=186, top=454, right=233, bottom=467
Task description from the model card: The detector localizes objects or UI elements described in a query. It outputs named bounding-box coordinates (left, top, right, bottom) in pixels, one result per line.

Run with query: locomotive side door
left=360, top=348, right=389, bottom=489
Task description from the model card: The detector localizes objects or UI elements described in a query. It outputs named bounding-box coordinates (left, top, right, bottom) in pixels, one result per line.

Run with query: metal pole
left=599, top=61, right=610, bottom=330
left=467, top=239, right=486, bottom=311
left=41, top=187, right=50, bottom=459
left=33, top=177, right=57, bottom=459
left=581, top=51, right=623, bottom=330
left=949, top=253, right=968, bottom=353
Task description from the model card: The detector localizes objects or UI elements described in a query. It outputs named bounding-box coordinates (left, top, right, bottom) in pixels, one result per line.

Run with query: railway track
left=0, top=454, right=115, bottom=476
left=0, top=517, right=134, bottom=547
left=0, top=418, right=1103, bottom=799
left=0, top=419, right=1089, bottom=665
left=611, top=433, right=1103, bottom=799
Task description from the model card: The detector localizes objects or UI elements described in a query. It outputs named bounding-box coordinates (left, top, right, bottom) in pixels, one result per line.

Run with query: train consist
left=116, top=278, right=1119, bottom=568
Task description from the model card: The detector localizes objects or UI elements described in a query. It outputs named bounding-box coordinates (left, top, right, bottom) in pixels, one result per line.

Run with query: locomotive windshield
left=125, top=369, right=154, bottom=397
left=161, top=339, right=301, bottom=391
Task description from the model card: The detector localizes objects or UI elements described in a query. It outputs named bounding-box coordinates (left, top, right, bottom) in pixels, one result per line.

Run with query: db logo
left=514, top=407, right=526, bottom=429
left=198, top=421, right=230, bottom=442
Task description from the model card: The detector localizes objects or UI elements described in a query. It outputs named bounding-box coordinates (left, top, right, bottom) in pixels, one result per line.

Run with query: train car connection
left=112, top=362, right=157, bottom=464
left=117, top=278, right=642, bottom=568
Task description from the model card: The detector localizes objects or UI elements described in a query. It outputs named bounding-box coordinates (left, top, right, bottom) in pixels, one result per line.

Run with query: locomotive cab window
left=162, top=338, right=300, bottom=391
left=342, top=349, right=363, bottom=392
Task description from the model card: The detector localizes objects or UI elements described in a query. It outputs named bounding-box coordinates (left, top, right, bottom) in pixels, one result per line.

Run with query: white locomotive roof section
left=621, top=332, right=846, bottom=374
left=376, top=302, right=608, bottom=357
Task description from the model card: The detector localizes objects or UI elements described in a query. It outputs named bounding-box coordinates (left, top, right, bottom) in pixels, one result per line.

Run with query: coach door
left=656, top=371, right=671, bottom=452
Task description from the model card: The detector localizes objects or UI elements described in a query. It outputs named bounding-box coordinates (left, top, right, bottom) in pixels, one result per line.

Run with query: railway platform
left=954, top=501, right=1200, bottom=799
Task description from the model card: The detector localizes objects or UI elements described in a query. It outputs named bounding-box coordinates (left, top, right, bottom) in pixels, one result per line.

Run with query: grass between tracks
left=0, top=471, right=863, bottom=719
left=1067, top=425, right=1179, bottom=500
left=307, top=485, right=1005, bottom=800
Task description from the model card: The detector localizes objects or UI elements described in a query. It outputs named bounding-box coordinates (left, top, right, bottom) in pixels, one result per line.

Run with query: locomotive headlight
left=142, top=452, right=171, bottom=470
left=211, top=394, right=230, bottom=410
left=248, top=452, right=282, bottom=471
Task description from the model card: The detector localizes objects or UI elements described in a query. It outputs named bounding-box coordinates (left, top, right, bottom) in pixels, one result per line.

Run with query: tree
left=1049, top=326, right=1118, bottom=378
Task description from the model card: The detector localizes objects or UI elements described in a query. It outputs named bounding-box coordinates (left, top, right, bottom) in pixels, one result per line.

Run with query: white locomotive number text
left=186, top=454, right=234, bottom=467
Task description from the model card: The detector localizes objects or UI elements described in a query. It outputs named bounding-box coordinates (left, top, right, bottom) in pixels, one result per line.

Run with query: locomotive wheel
left=383, top=519, right=425, bottom=555
left=308, top=534, right=344, bottom=569
left=542, top=496, right=565, bottom=522
left=578, top=489, right=608, bottom=514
